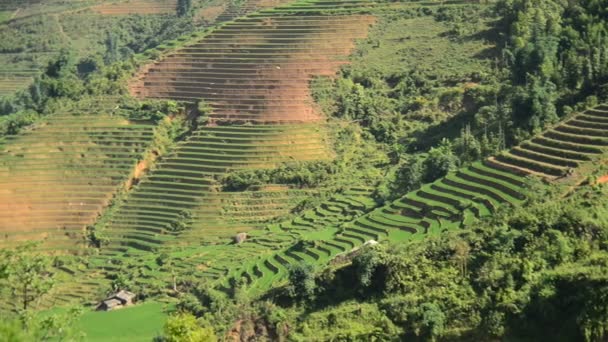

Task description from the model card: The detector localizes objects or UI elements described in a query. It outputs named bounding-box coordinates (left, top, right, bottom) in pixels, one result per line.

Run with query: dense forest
left=0, top=0, right=608, bottom=340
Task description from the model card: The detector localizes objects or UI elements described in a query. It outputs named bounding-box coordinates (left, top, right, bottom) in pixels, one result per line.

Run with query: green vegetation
left=169, top=184, right=608, bottom=341
left=159, top=312, right=216, bottom=342
left=1, top=0, right=608, bottom=340
left=0, top=243, right=55, bottom=312
left=77, top=302, right=168, bottom=342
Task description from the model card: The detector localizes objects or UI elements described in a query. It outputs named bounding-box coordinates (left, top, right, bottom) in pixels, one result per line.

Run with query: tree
left=418, top=302, right=446, bottom=341
left=104, top=32, right=121, bottom=65
left=0, top=243, right=55, bottom=312
left=453, top=125, right=482, bottom=163
left=161, top=313, right=216, bottom=342
left=177, top=0, right=192, bottom=17
left=45, top=48, right=77, bottom=78
left=424, top=139, right=459, bottom=181
left=287, top=263, right=316, bottom=301
left=0, top=307, right=85, bottom=342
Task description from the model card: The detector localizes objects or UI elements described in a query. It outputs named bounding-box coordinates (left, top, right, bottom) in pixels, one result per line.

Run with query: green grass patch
left=77, top=302, right=168, bottom=342
left=0, top=11, right=12, bottom=23
left=350, top=15, right=494, bottom=77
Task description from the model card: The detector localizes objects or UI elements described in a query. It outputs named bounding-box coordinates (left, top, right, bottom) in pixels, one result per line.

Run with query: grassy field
left=0, top=10, right=12, bottom=23
left=350, top=15, right=495, bottom=78
left=77, top=302, right=168, bottom=342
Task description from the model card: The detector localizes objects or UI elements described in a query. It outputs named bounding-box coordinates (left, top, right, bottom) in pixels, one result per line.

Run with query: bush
left=286, top=263, right=316, bottom=302
left=221, top=161, right=337, bottom=191
left=161, top=313, right=216, bottom=342
left=424, top=139, right=459, bottom=181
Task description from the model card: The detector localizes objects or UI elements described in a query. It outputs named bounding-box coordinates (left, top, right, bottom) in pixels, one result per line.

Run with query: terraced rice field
left=0, top=70, right=38, bottom=96
left=101, top=123, right=331, bottom=253
left=0, top=75, right=32, bottom=95
left=219, top=104, right=608, bottom=291
left=96, top=0, right=382, bottom=257
left=216, top=187, right=378, bottom=293
left=129, top=3, right=375, bottom=123
left=92, top=187, right=378, bottom=297
left=5, top=0, right=608, bottom=305
left=0, top=0, right=43, bottom=11
left=0, top=109, right=155, bottom=252
left=91, top=0, right=179, bottom=15
left=489, top=104, right=608, bottom=179
left=212, top=0, right=295, bottom=23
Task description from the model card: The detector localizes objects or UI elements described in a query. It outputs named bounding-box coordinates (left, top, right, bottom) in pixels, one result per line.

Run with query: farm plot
left=91, top=0, right=178, bottom=15
left=0, top=111, right=155, bottom=252
left=220, top=103, right=608, bottom=292
left=0, top=71, right=36, bottom=96
left=211, top=0, right=295, bottom=23
left=130, top=4, right=376, bottom=123
left=213, top=186, right=377, bottom=293
left=100, top=123, right=332, bottom=254
left=0, top=0, right=44, bottom=12
left=94, top=187, right=377, bottom=297
left=488, top=104, right=608, bottom=179
left=104, top=0, right=384, bottom=256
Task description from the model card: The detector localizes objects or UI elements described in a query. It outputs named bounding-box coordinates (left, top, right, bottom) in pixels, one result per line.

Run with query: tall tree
left=0, top=243, right=55, bottom=312
left=177, top=0, right=192, bottom=17
left=104, top=32, right=120, bottom=65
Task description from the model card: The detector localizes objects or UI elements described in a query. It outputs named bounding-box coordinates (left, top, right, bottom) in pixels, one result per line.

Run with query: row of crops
left=92, top=0, right=292, bottom=18
left=99, top=123, right=331, bottom=255
left=0, top=109, right=155, bottom=252
left=0, top=70, right=38, bottom=96
left=213, top=0, right=296, bottom=23
left=216, top=104, right=608, bottom=292
left=91, top=0, right=179, bottom=15
left=130, top=0, right=376, bottom=123
left=103, top=0, right=387, bottom=257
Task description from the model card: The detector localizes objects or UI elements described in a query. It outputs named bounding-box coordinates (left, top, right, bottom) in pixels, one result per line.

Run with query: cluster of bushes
left=221, top=161, right=338, bottom=191
left=375, top=126, right=506, bottom=202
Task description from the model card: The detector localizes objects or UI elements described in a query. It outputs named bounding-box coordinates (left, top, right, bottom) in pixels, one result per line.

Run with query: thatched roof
left=115, top=290, right=136, bottom=303
left=102, top=299, right=122, bottom=308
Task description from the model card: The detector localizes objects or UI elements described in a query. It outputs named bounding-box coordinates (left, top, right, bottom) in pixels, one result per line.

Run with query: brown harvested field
left=91, top=0, right=177, bottom=15
left=129, top=14, right=375, bottom=123
left=0, top=113, right=154, bottom=250
left=196, top=4, right=225, bottom=23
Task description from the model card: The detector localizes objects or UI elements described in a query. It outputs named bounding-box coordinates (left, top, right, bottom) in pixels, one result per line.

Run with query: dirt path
left=53, top=14, right=69, bottom=43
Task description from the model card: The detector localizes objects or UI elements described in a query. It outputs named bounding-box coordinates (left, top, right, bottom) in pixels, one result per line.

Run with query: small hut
left=114, top=290, right=136, bottom=305
left=97, top=290, right=136, bottom=311
left=97, top=298, right=122, bottom=311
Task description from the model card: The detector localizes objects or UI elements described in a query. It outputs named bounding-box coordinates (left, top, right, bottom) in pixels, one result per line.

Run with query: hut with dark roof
left=97, top=290, right=136, bottom=311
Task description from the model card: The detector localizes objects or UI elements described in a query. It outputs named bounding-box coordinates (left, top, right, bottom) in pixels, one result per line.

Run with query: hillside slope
left=220, top=103, right=608, bottom=292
